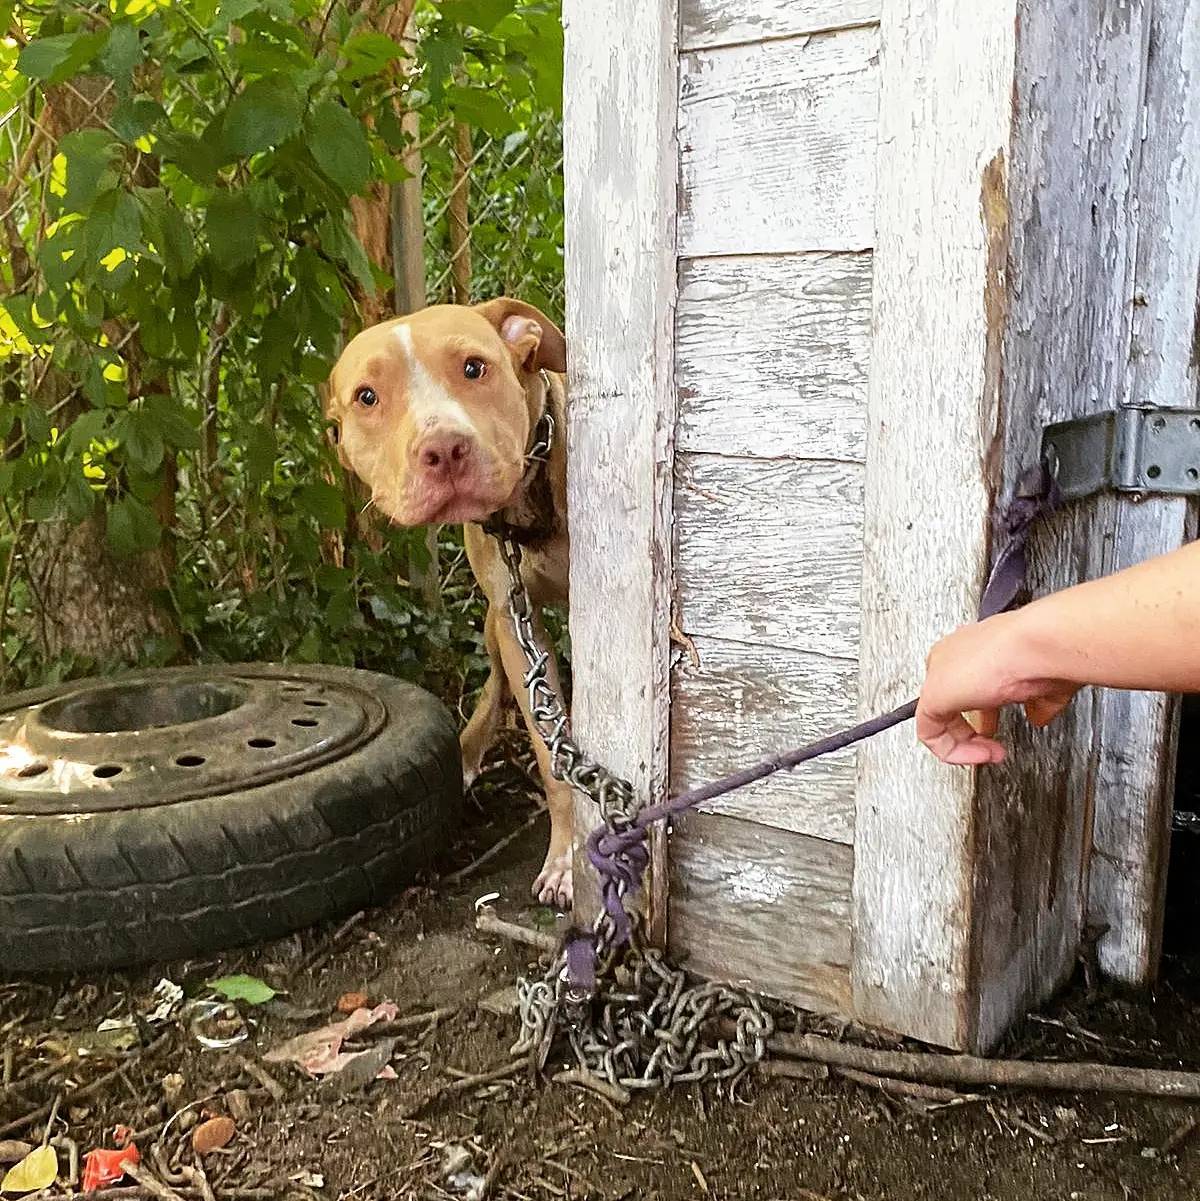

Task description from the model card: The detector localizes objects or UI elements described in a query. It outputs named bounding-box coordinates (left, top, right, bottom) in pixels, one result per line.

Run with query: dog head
left=326, top=298, right=566, bottom=526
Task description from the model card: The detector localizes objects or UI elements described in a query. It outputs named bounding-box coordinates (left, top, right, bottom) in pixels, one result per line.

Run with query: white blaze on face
left=394, top=322, right=479, bottom=439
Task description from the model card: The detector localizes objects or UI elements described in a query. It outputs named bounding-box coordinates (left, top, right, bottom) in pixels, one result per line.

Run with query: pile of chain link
left=486, top=528, right=774, bottom=1094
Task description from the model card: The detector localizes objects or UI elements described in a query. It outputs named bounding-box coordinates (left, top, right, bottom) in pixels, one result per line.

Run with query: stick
left=444, top=811, right=542, bottom=887
left=0, top=1035, right=171, bottom=1138
left=475, top=907, right=557, bottom=954
left=235, top=1057, right=287, bottom=1103
left=833, top=1066, right=967, bottom=1104
left=364, top=1007, right=459, bottom=1038
left=1161, top=1114, right=1200, bottom=1157
left=180, top=1166, right=216, bottom=1201
left=402, top=1059, right=525, bottom=1117
left=61, top=1190, right=276, bottom=1201
left=121, top=1161, right=186, bottom=1201
left=760, top=1029, right=1200, bottom=1100
left=552, top=1069, right=631, bottom=1106
left=760, top=1060, right=829, bottom=1083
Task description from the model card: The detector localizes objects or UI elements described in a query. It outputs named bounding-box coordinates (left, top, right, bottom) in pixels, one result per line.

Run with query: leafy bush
left=0, top=0, right=564, bottom=708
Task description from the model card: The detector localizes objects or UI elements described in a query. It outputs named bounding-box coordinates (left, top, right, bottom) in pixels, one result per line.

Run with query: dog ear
left=318, top=378, right=349, bottom=466
left=473, top=297, right=566, bottom=375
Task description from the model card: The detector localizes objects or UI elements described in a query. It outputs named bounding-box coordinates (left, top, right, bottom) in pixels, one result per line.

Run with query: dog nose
left=415, top=433, right=473, bottom=480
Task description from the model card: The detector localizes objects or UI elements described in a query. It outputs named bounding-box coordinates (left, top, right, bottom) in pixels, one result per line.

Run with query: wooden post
left=561, top=0, right=678, bottom=932
left=853, top=0, right=1020, bottom=1052
left=856, top=0, right=1200, bottom=1052
left=1083, top=0, right=1200, bottom=985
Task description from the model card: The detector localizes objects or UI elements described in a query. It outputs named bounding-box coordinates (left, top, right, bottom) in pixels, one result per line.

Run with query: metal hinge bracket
left=1041, top=406, right=1200, bottom=502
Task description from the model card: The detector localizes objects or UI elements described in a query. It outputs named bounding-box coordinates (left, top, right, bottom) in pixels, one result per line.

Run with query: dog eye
left=354, top=386, right=378, bottom=408
left=463, top=358, right=487, bottom=380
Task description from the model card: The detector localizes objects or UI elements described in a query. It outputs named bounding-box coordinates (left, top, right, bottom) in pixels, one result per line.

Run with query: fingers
left=916, top=707, right=1007, bottom=765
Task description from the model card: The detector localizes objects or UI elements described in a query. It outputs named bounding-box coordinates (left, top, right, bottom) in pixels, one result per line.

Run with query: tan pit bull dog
left=326, top=298, right=574, bottom=909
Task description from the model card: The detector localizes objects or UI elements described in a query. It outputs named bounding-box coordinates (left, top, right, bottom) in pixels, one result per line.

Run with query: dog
left=326, top=298, right=574, bottom=909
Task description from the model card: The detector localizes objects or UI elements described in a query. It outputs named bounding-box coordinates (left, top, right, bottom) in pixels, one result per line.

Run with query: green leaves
left=16, top=31, right=105, bottom=83
left=56, top=130, right=120, bottom=216
left=205, top=191, right=260, bottom=269
left=222, top=76, right=304, bottom=157
left=107, top=495, right=160, bottom=557
left=296, top=481, right=345, bottom=530
left=100, top=23, right=143, bottom=88
left=340, top=32, right=405, bottom=82
left=207, top=974, right=277, bottom=1004
left=306, top=101, right=372, bottom=196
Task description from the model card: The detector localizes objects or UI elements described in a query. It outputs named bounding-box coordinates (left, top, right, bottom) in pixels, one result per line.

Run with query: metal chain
left=490, top=529, right=774, bottom=1092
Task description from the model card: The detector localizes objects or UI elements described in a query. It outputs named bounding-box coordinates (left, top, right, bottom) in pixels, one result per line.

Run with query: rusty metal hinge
left=1041, top=407, right=1200, bottom=502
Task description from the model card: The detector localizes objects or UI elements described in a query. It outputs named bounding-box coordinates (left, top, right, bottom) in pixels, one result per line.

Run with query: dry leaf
left=191, top=1117, right=236, bottom=1156
left=1, top=1144, right=58, bottom=1194
left=0, top=1146, right=32, bottom=1169
left=336, top=992, right=369, bottom=1014
left=264, top=1002, right=397, bottom=1078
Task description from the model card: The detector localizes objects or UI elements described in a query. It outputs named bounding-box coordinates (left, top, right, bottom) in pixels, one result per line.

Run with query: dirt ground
left=4, top=748, right=1200, bottom=1201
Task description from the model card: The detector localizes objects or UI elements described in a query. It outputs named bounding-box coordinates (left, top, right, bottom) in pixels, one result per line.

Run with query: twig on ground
left=755, top=1027, right=1200, bottom=1100
left=235, top=1057, right=287, bottom=1103
left=760, top=1060, right=829, bottom=1083
left=0, top=1035, right=172, bottom=1138
left=291, top=912, right=366, bottom=980
left=402, top=1059, right=526, bottom=1117
left=63, top=1189, right=276, bottom=1201
left=478, top=1148, right=510, bottom=1200
left=180, top=1165, right=216, bottom=1201
left=1005, top=1111, right=1057, bottom=1145
left=365, top=1007, right=460, bottom=1039
left=833, top=1066, right=968, bottom=1104
left=121, top=1160, right=187, bottom=1201
left=445, top=811, right=543, bottom=887
left=1161, top=1114, right=1200, bottom=1157
left=0, top=1055, right=71, bottom=1102
left=552, top=1069, right=631, bottom=1107
left=50, top=1134, right=79, bottom=1186
left=475, top=907, right=557, bottom=954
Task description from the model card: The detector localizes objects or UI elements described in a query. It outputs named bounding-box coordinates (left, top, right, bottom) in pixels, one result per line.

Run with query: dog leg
left=493, top=604, right=575, bottom=910
left=460, top=606, right=509, bottom=787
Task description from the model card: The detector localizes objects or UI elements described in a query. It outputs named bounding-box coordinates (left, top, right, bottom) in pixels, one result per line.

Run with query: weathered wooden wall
left=668, top=0, right=881, bottom=1011
left=855, top=0, right=1199, bottom=1051
left=566, top=0, right=1198, bottom=1048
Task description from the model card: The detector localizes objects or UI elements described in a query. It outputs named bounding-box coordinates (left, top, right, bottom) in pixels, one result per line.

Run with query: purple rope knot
left=586, top=821, right=652, bottom=945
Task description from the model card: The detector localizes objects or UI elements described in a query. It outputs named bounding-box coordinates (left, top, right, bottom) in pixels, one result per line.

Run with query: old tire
left=0, top=664, right=462, bottom=973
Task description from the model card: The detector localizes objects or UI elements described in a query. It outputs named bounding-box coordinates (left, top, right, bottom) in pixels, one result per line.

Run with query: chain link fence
left=0, top=42, right=564, bottom=694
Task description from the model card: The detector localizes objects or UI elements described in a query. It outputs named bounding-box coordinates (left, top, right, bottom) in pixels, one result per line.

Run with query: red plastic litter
left=81, top=1144, right=140, bottom=1191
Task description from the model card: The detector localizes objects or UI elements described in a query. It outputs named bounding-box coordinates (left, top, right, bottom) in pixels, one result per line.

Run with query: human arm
left=917, top=539, right=1200, bottom=764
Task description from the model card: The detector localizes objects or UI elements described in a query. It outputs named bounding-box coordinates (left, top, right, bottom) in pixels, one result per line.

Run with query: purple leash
left=569, top=459, right=1061, bottom=976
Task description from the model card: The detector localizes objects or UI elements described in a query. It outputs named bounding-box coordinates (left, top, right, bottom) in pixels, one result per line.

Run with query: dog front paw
left=533, top=851, right=572, bottom=911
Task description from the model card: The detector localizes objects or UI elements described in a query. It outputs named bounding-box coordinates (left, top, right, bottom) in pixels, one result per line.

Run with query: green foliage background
left=0, top=0, right=564, bottom=713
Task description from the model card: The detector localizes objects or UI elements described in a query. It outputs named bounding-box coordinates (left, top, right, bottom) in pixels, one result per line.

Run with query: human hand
left=916, top=612, right=1081, bottom=765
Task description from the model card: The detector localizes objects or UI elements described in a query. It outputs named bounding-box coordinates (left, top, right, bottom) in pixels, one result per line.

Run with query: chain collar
left=480, top=370, right=556, bottom=545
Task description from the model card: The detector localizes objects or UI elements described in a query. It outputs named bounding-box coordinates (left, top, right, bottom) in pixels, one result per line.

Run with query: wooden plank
left=679, top=27, right=879, bottom=258
left=676, top=252, right=872, bottom=462
left=675, top=454, right=863, bottom=661
left=1086, top=0, right=1200, bottom=985
left=965, top=2, right=1159, bottom=1052
left=681, top=0, right=880, bottom=51
left=668, top=811, right=853, bottom=1015
left=670, top=635, right=857, bottom=843
left=561, top=0, right=678, bottom=934
left=851, top=0, right=1019, bottom=1051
